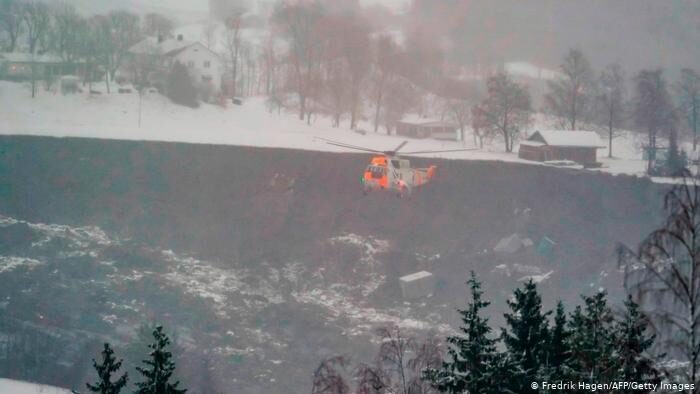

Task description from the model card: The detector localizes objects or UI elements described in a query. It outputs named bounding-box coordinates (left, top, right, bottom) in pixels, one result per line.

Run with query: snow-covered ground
left=0, top=81, right=653, bottom=178
left=0, top=379, right=71, bottom=394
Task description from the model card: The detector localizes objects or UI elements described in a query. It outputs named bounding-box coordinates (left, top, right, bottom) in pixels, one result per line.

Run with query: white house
left=128, top=34, right=225, bottom=93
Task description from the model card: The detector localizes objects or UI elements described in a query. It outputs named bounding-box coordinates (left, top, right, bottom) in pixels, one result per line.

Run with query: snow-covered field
left=0, top=379, right=70, bottom=394
left=0, top=81, right=651, bottom=178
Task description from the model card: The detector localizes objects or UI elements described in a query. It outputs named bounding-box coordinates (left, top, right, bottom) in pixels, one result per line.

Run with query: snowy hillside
left=0, top=379, right=71, bottom=394
left=0, top=81, right=650, bottom=177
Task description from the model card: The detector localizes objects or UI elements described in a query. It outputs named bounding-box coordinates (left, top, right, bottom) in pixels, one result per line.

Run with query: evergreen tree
left=544, top=301, right=571, bottom=382
left=501, top=280, right=550, bottom=392
left=567, top=291, right=617, bottom=384
left=423, top=272, right=499, bottom=394
left=135, top=325, right=187, bottom=394
left=86, top=343, right=128, bottom=394
left=615, top=295, right=660, bottom=393
left=166, top=61, right=199, bottom=108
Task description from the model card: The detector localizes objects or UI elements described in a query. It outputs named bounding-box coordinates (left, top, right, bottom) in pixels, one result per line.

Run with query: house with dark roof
left=518, top=130, right=605, bottom=167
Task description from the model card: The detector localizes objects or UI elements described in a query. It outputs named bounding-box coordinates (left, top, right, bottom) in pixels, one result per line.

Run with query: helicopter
left=316, top=137, right=475, bottom=198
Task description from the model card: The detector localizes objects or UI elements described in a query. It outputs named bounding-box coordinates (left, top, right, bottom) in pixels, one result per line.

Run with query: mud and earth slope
left=0, top=136, right=666, bottom=392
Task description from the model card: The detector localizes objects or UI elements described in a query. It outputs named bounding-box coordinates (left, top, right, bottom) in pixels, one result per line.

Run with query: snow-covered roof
left=505, top=61, right=563, bottom=81
left=398, top=115, right=455, bottom=127
left=519, top=140, right=546, bottom=147
left=400, top=271, right=433, bottom=282
left=0, top=52, right=63, bottom=64
left=530, top=130, right=604, bottom=148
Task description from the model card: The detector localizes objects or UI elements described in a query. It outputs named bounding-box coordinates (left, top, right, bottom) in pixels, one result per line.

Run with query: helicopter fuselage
left=362, top=155, right=435, bottom=196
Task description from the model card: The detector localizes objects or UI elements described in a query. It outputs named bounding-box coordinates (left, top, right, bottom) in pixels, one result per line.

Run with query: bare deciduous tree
left=595, top=63, right=627, bottom=158
left=142, top=12, right=173, bottom=39
left=480, top=72, right=532, bottom=153
left=676, top=68, right=700, bottom=152
left=0, top=0, right=23, bottom=51
left=22, top=0, right=51, bottom=98
left=376, top=325, right=413, bottom=394
left=103, top=11, right=141, bottom=92
left=224, top=10, right=245, bottom=98
left=383, top=77, right=418, bottom=135
left=273, top=2, right=325, bottom=121
left=311, top=355, right=351, bottom=394
left=340, top=14, right=371, bottom=130
left=371, top=34, right=399, bottom=133
left=545, top=48, right=595, bottom=130
left=52, top=3, right=85, bottom=70
left=471, top=103, right=490, bottom=149
left=407, top=331, right=443, bottom=394
left=442, top=79, right=483, bottom=144
left=619, top=172, right=700, bottom=393
left=633, top=69, right=678, bottom=174
left=261, top=33, right=279, bottom=96
left=354, top=363, right=389, bottom=394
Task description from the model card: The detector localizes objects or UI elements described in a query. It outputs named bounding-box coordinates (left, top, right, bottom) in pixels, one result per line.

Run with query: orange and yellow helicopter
left=317, top=138, right=475, bottom=197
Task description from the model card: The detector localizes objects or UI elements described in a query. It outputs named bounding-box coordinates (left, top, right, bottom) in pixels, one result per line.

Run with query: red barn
left=518, top=130, right=604, bottom=167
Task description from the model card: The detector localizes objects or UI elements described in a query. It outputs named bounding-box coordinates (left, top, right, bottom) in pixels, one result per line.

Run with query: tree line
left=0, top=0, right=171, bottom=95
left=3, top=0, right=698, bottom=170
left=311, top=277, right=659, bottom=394
left=269, top=2, right=699, bottom=176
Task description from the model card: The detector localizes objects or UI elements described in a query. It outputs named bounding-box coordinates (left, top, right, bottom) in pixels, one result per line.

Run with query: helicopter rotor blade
left=393, top=140, right=409, bottom=153
left=400, top=148, right=479, bottom=154
left=314, top=137, right=385, bottom=153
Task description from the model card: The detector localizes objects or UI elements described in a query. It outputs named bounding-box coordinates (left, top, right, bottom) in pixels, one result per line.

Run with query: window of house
left=187, top=61, right=194, bottom=68
left=202, top=75, right=212, bottom=82
left=204, top=61, right=211, bottom=68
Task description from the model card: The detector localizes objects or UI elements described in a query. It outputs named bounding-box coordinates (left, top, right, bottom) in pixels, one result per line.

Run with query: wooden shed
left=518, top=130, right=604, bottom=167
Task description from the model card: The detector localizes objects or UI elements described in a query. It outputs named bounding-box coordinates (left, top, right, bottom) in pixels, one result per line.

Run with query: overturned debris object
left=399, top=271, right=435, bottom=300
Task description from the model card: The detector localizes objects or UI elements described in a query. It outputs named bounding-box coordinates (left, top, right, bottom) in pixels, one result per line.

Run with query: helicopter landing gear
left=398, top=185, right=412, bottom=199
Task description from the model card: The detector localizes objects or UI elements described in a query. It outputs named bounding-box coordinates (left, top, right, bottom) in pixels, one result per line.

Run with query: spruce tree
left=166, top=61, right=199, bottom=108
left=135, top=325, right=187, bottom=394
left=423, top=272, right=499, bottom=394
left=544, top=301, right=571, bottom=382
left=615, top=295, right=660, bottom=392
left=501, top=280, right=551, bottom=392
left=568, top=291, right=617, bottom=384
left=86, top=343, right=128, bottom=394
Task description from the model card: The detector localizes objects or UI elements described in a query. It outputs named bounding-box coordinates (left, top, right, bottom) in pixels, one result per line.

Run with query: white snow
left=0, top=256, right=43, bottom=274
left=0, top=379, right=71, bottom=394
left=160, top=249, right=284, bottom=318
left=519, top=270, right=554, bottom=284
left=504, top=61, right=564, bottom=81
left=328, top=233, right=389, bottom=261
left=292, top=287, right=453, bottom=337
left=531, top=130, right=604, bottom=147
left=0, top=213, right=113, bottom=250
left=0, top=81, right=668, bottom=181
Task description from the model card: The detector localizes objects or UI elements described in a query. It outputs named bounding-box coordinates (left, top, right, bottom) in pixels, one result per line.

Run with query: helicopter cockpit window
left=368, top=166, right=386, bottom=179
